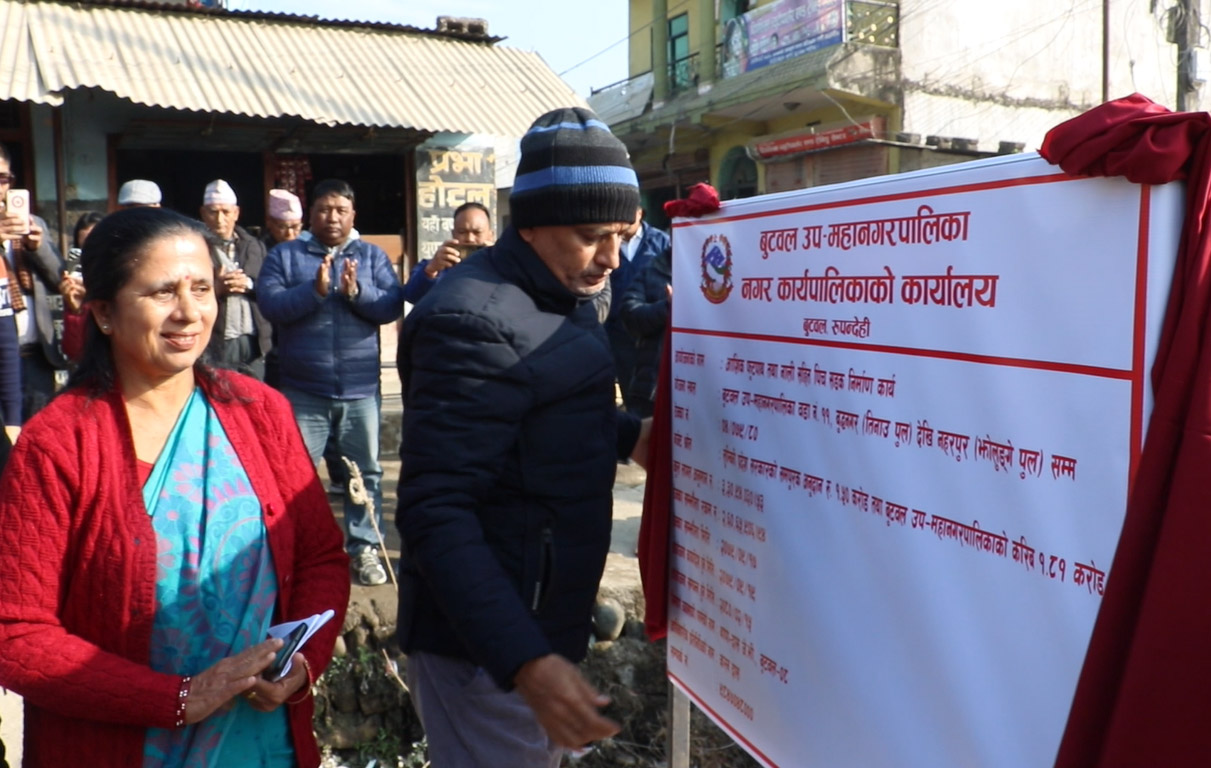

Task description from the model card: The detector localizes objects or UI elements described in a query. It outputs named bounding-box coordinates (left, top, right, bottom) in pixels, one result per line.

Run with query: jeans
left=282, top=387, right=383, bottom=555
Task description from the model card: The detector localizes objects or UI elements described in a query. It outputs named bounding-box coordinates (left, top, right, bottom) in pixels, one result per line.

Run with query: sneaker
left=355, top=549, right=388, bottom=586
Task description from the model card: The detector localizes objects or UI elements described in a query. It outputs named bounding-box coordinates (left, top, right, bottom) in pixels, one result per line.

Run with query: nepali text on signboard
left=415, top=147, right=496, bottom=263
left=665, top=153, right=1181, bottom=767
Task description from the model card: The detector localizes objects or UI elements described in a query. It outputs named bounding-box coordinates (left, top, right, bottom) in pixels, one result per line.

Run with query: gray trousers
left=219, top=333, right=265, bottom=380
left=406, top=652, right=564, bottom=768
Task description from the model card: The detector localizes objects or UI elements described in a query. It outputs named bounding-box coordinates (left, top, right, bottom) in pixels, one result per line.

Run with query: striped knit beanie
left=510, top=107, right=640, bottom=229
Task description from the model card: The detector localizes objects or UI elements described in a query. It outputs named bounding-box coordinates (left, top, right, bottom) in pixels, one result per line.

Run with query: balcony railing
left=669, top=52, right=701, bottom=95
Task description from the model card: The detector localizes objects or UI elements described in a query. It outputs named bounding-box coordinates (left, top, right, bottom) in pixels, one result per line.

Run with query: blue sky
left=226, top=0, right=631, bottom=98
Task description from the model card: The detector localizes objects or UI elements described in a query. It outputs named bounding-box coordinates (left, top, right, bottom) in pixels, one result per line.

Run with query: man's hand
left=340, top=257, right=358, bottom=298
left=0, top=210, right=28, bottom=243
left=630, top=417, right=653, bottom=469
left=58, top=273, right=85, bottom=313
left=425, top=240, right=464, bottom=278
left=514, top=654, right=620, bottom=749
left=315, top=254, right=334, bottom=297
left=21, top=220, right=42, bottom=252
left=221, top=267, right=251, bottom=295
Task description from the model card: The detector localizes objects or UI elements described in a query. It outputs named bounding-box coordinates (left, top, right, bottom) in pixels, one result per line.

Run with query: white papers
left=266, top=609, right=335, bottom=680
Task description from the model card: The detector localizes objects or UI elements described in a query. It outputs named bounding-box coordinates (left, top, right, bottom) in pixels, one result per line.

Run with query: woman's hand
left=58, top=272, right=85, bottom=313
left=241, top=652, right=310, bottom=712
left=184, top=638, right=281, bottom=724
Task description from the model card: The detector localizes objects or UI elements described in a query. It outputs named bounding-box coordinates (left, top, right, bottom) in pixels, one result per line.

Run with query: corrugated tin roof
left=3, top=0, right=586, bottom=136
left=53, top=0, right=502, bottom=42
left=0, top=2, right=46, bottom=103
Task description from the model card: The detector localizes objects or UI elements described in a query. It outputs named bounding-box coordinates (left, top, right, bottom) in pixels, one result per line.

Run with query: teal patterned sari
left=140, top=388, right=294, bottom=767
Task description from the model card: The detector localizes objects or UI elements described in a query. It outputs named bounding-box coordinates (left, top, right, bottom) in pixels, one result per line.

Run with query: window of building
left=668, top=13, right=692, bottom=92
left=720, top=0, right=751, bottom=23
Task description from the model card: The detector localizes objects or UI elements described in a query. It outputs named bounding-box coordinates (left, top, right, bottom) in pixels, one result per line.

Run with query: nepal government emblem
left=700, top=234, right=733, bottom=304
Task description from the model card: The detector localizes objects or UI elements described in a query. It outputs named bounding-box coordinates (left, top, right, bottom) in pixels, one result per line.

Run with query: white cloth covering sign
left=664, top=153, right=1181, bottom=767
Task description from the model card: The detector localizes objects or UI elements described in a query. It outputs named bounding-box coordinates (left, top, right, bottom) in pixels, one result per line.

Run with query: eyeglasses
left=0, top=174, right=14, bottom=185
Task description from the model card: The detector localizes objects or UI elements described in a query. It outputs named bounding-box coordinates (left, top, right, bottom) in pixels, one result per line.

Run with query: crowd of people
left=0, top=106, right=673, bottom=767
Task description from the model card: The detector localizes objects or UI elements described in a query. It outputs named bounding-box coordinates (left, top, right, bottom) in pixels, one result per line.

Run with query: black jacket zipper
left=531, top=527, right=554, bottom=613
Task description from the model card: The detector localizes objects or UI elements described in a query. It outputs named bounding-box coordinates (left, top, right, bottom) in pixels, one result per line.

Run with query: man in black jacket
left=397, top=107, right=652, bottom=767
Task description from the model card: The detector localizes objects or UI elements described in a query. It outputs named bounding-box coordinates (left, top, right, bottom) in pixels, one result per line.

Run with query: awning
left=0, top=0, right=586, bottom=136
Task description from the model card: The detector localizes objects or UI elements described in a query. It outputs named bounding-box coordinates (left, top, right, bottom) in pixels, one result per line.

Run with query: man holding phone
left=0, top=142, right=33, bottom=768
left=402, top=201, right=495, bottom=305
left=0, top=143, right=67, bottom=429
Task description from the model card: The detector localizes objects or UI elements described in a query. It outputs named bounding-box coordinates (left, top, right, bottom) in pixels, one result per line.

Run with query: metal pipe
left=52, top=108, right=68, bottom=259
left=1176, top=0, right=1195, bottom=111
left=653, top=0, right=670, bottom=104
left=1102, top=0, right=1110, bottom=103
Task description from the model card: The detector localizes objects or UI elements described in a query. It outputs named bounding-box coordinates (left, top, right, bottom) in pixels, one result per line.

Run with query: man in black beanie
left=396, top=107, right=653, bottom=766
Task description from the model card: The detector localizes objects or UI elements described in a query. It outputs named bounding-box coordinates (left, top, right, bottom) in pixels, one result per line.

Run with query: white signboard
left=665, top=154, right=1181, bottom=768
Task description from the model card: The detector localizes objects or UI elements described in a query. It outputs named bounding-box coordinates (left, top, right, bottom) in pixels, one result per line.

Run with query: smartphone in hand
left=4, top=189, right=30, bottom=235
left=66, top=247, right=83, bottom=280
left=263, top=623, right=307, bottom=682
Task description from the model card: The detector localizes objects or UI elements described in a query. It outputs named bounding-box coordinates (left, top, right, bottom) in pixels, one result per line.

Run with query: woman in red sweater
left=0, top=207, right=350, bottom=767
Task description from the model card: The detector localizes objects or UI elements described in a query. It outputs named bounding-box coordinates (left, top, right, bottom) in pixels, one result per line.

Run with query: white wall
left=897, top=0, right=1206, bottom=151
left=59, top=92, right=141, bottom=203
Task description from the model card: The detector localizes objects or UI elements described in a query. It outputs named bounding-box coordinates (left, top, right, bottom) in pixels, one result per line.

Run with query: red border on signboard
left=669, top=671, right=780, bottom=768
left=672, top=172, right=1074, bottom=229
left=1129, top=185, right=1150, bottom=495
left=665, top=171, right=1157, bottom=767
left=668, top=328, right=1134, bottom=381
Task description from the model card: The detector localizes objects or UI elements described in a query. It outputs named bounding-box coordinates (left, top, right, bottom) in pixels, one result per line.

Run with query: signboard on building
left=665, top=154, right=1181, bottom=767
left=721, top=0, right=844, bottom=78
left=750, top=117, right=885, bottom=160
left=415, top=146, right=496, bottom=262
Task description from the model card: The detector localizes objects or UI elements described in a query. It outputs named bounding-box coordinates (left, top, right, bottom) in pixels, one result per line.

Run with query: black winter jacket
left=620, top=246, right=672, bottom=407
left=396, top=226, right=641, bottom=689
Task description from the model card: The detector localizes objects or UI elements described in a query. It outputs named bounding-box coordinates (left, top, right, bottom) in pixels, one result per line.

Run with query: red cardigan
left=0, top=370, right=350, bottom=768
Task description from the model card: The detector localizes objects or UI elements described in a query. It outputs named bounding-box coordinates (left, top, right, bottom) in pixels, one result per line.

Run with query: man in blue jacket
left=397, top=107, right=652, bottom=766
left=257, top=178, right=402, bottom=586
left=402, top=201, right=495, bottom=306
left=605, top=206, right=669, bottom=409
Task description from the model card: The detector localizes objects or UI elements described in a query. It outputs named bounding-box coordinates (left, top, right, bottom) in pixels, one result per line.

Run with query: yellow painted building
left=590, top=0, right=1206, bottom=228
left=591, top=0, right=912, bottom=226
left=593, top=0, right=1167, bottom=229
